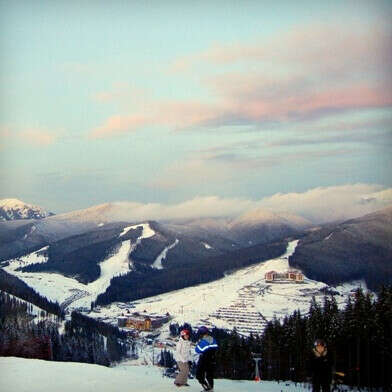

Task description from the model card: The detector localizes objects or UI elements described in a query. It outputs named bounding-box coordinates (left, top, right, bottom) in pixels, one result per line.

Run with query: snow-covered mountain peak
left=234, top=208, right=280, bottom=224
left=0, top=198, right=53, bottom=221
left=230, top=208, right=311, bottom=229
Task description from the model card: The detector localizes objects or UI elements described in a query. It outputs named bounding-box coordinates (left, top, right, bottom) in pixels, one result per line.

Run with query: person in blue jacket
left=195, top=326, right=218, bottom=392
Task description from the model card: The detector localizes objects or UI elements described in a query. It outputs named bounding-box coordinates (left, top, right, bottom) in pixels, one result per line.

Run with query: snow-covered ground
left=4, top=246, right=49, bottom=269
left=0, top=357, right=311, bottom=392
left=3, top=237, right=368, bottom=335
left=3, top=223, right=156, bottom=311
left=87, top=240, right=368, bottom=337
left=120, top=223, right=155, bottom=239
left=83, top=241, right=366, bottom=341
left=202, top=242, right=213, bottom=249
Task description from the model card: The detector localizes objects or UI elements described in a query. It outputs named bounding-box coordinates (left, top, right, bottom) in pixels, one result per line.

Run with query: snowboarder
left=174, top=329, right=192, bottom=387
left=309, top=339, right=332, bottom=392
left=195, top=326, right=218, bottom=392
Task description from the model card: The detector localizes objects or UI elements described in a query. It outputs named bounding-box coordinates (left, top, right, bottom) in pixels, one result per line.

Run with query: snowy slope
left=4, top=246, right=49, bottom=269
left=0, top=357, right=311, bottom=392
left=0, top=198, right=52, bottom=221
left=91, top=241, right=368, bottom=336
left=3, top=223, right=156, bottom=311
left=3, top=237, right=367, bottom=334
left=152, top=239, right=179, bottom=269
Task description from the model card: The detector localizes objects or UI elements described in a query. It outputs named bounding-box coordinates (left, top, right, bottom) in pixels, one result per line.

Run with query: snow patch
left=152, top=239, right=179, bottom=269
left=4, top=240, right=133, bottom=311
left=120, top=223, right=155, bottom=238
left=23, top=225, right=37, bottom=240
left=6, top=246, right=49, bottom=269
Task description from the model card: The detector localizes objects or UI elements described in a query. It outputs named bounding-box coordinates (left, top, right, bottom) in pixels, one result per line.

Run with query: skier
left=309, top=339, right=333, bottom=392
left=174, top=329, right=192, bottom=387
left=195, top=326, right=218, bottom=392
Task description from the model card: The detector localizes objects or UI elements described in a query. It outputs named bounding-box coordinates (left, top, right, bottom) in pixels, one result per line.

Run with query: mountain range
left=290, top=206, right=392, bottom=290
left=0, top=198, right=391, bottom=306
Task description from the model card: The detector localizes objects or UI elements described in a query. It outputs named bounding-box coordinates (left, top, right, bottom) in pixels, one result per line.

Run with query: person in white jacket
left=174, top=329, right=192, bottom=387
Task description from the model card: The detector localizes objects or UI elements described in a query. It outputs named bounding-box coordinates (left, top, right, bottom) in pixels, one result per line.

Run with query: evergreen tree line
left=167, top=287, right=392, bottom=389
left=0, top=291, right=55, bottom=360
left=259, top=287, right=392, bottom=389
left=0, top=269, right=63, bottom=318
left=0, top=292, right=131, bottom=366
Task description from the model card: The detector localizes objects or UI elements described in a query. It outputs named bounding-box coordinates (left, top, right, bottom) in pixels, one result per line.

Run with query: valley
left=85, top=240, right=364, bottom=336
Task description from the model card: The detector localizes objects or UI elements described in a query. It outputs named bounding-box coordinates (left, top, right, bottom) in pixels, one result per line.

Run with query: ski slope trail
left=4, top=223, right=156, bottom=311
left=208, top=240, right=298, bottom=334
left=152, top=238, right=179, bottom=269
left=96, top=239, right=365, bottom=336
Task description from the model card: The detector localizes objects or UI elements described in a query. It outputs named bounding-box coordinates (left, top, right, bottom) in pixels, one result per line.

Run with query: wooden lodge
left=265, top=270, right=304, bottom=283
left=118, top=312, right=171, bottom=331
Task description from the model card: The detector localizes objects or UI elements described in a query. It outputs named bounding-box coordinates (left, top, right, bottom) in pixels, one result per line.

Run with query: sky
left=0, top=0, right=391, bottom=215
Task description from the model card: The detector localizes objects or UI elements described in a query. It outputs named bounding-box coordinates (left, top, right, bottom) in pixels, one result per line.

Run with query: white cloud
left=254, top=184, right=392, bottom=223
left=59, top=184, right=392, bottom=225
left=80, top=196, right=254, bottom=222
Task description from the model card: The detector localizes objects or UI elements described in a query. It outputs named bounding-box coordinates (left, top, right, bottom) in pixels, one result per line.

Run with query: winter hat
left=180, top=329, right=190, bottom=337
left=314, top=339, right=326, bottom=347
left=197, top=326, right=209, bottom=335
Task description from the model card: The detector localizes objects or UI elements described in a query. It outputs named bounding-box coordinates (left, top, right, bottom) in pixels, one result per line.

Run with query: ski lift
left=251, top=352, right=262, bottom=382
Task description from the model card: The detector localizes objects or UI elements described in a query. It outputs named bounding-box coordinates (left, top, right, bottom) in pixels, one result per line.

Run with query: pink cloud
left=171, top=23, right=391, bottom=75
left=90, top=115, right=150, bottom=138
left=19, top=128, right=56, bottom=146
left=90, top=81, right=392, bottom=138
left=157, top=101, right=221, bottom=129
left=227, top=84, right=392, bottom=121
left=89, top=100, right=223, bottom=138
left=91, top=77, right=392, bottom=138
left=92, top=22, right=392, bottom=138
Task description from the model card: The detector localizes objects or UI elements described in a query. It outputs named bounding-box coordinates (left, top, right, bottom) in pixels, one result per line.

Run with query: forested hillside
left=0, top=292, right=130, bottom=365
left=0, top=269, right=63, bottom=317
left=290, top=206, right=392, bottom=290
left=95, top=240, right=287, bottom=305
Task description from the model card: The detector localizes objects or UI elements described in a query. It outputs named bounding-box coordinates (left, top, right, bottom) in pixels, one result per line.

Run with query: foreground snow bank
left=0, top=357, right=309, bottom=392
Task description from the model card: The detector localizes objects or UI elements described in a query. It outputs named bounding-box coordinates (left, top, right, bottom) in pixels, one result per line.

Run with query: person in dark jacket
left=309, top=339, right=333, bottom=392
left=195, top=326, right=218, bottom=392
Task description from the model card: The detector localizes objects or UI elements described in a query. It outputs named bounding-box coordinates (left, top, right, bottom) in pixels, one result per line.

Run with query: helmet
left=314, top=339, right=326, bottom=347
left=197, top=326, right=209, bottom=335
left=180, top=329, right=190, bottom=337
